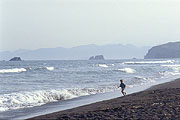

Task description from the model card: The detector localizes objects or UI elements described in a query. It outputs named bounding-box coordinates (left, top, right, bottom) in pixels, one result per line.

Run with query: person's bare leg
left=122, top=90, right=125, bottom=96
left=122, top=89, right=126, bottom=96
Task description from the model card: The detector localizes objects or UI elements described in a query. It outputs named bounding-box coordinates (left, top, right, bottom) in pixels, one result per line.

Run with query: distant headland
left=144, top=41, right=180, bottom=59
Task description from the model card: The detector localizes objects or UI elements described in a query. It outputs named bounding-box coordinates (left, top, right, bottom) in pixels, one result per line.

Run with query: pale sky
left=1, top=0, right=180, bottom=51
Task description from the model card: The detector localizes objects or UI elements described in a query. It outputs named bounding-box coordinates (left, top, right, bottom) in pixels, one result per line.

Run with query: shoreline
left=28, top=78, right=180, bottom=119
left=0, top=79, right=158, bottom=120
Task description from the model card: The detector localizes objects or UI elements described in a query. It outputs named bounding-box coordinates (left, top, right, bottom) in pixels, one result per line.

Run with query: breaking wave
left=161, top=64, right=180, bottom=73
left=97, top=64, right=108, bottom=68
left=161, top=64, right=180, bottom=67
left=45, top=67, right=54, bottom=71
left=126, top=76, right=156, bottom=88
left=0, top=87, right=118, bottom=112
left=133, top=76, right=155, bottom=83
left=96, top=64, right=115, bottom=68
left=159, top=71, right=180, bottom=76
left=0, top=67, right=54, bottom=74
left=122, top=60, right=174, bottom=65
left=0, top=68, right=27, bottom=73
left=31, top=66, right=55, bottom=71
left=117, top=68, right=136, bottom=74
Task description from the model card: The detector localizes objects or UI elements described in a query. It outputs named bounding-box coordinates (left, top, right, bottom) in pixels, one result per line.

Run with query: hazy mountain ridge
left=0, top=44, right=150, bottom=60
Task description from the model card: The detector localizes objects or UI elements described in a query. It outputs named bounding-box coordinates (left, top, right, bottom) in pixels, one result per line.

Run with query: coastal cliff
left=144, top=42, right=180, bottom=59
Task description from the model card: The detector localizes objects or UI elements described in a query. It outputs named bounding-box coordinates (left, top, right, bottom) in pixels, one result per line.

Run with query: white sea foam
left=29, top=66, right=55, bottom=71
left=0, top=90, right=77, bottom=112
left=109, top=64, right=115, bottom=66
left=161, top=64, right=180, bottom=72
left=97, top=64, right=108, bottom=68
left=123, top=60, right=174, bottom=64
left=46, top=67, right=54, bottom=71
left=129, top=76, right=156, bottom=87
left=0, top=68, right=27, bottom=73
left=0, top=87, right=118, bottom=112
left=159, top=71, right=180, bottom=76
left=0, top=67, right=54, bottom=74
left=134, top=76, right=155, bottom=83
left=134, top=76, right=146, bottom=80
left=118, top=68, right=136, bottom=74
left=161, top=64, right=180, bottom=67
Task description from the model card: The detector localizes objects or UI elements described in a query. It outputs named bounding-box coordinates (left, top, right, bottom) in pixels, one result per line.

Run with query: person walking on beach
left=119, top=79, right=126, bottom=96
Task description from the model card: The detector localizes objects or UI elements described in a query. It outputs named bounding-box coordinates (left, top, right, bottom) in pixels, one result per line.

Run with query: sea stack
left=9, top=57, right=22, bottom=61
left=89, top=55, right=105, bottom=60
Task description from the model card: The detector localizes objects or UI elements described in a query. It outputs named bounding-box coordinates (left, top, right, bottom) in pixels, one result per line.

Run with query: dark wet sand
left=28, top=79, right=180, bottom=120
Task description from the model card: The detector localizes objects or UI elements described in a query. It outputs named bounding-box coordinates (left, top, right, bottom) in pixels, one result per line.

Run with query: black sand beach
left=28, top=79, right=180, bottom=120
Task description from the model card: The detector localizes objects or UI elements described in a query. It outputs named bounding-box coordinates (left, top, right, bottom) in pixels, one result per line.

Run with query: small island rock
left=89, top=56, right=95, bottom=60
left=89, top=55, right=105, bottom=60
left=9, top=57, right=22, bottom=61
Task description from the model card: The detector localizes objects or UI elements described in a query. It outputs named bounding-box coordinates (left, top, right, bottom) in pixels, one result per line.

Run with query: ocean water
left=0, top=59, right=180, bottom=117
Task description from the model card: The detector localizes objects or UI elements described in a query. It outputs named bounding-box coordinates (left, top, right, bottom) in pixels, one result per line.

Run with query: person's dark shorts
left=122, top=87, right=125, bottom=91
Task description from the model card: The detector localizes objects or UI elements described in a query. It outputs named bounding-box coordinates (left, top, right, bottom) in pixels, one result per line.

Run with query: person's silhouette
left=119, top=79, right=126, bottom=96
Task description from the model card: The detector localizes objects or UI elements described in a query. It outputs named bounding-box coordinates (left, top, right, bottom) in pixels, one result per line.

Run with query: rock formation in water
left=144, top=42, right=180, bottom=59
left=89, top=56, right=95, bottom=60
left=9, top=57, right=22, bottom=61
left=89, top=55, right=105, bottom=60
